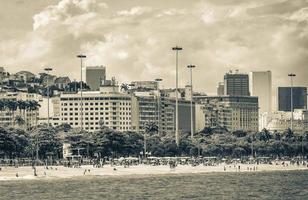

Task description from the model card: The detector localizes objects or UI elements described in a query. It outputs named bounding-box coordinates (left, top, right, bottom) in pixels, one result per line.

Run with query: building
left=217, top=82, right=224, bottom=95
left=85, top=66, right=106, bottom=91
left=131, top=90, right=195, bottom=134
left=278, top=87, right=307, bottom=111
left=38, top=96, right=61, bottom=126
left=131, top=81, right=158, bottom=91
left=195, top=96, right=259, bottom=132
left=15, top=71, right=35, bottom=82
left=262, top=110, right=308, bottom=132
left=0, top=91, right=41, bottom=128
left=55, top=77, right=71, bottom=90
left=250, top=71, right=272, bottom=114
left=224, top=71, right=250, bottom=96
left=59, top=83, right=131, bottom=132
left=131, top=91, right=160, bottom=133
left=195, top=103, right=206, bottom=132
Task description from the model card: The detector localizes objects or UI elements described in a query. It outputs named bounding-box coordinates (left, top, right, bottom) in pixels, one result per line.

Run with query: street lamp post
left=187, top=65, right=195, bottom=139
left=172, top=46, right=183, bottom=146
left=77, top=54, right=86, bottom=130
left=288, top=73, right=296, bottom=130
left=155, top=78, right=162, bottom=135
left=44, top=67, right=53, bottom=128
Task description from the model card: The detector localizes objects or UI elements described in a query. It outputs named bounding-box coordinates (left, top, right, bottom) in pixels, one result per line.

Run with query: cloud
left=33, top=0, right=107, bottom=30
left=0, top=0, right=308, bottom=98
left=117, top=6, right=151, bottom=16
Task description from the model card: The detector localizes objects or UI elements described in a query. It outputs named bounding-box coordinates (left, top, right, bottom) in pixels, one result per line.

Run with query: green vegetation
left=0, top=122, right=307, bottom=159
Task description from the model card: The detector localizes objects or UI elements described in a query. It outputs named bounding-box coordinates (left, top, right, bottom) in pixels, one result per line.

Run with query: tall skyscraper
left=85, top=66, right=106, bottom=91
left=224, top=71, right=250, bottom=96
left=250, top=71, right=272, bottom=114
left=278, top=87, right=307, bottom=111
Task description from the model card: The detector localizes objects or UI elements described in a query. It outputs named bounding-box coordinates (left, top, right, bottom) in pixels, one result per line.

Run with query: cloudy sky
left=1, top=0, right=307, bottom=96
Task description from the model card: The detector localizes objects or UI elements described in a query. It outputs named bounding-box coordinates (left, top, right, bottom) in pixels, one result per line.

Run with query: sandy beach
left=0, top=163, right=307, bottom=181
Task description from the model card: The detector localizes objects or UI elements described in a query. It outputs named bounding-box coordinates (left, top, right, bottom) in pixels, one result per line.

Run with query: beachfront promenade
left=0, top=158, right=307, bottom=181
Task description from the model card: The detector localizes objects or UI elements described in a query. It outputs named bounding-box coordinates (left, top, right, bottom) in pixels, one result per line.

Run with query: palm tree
left=145, top=121, right=158, bottom=135
left=143, top=121, right=158, bottom=157
left=17, top=100, right=27, bottom=125
left=6, top=100, right=18, bottom=126
left=15, top=115, right=25, bottom=128
left=27, top=100, right=41, bottom=129
left=0, top=100, right=5, bottom=125
left=120, top=83, right=129, bottom=93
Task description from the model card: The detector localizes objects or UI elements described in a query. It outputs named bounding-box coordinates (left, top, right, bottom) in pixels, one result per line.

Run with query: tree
left=93, top=130, right=126, bottom=157
left=232, top=130, right=247, bottom=138
left=63, top=129, right=94, bottom=157
left=30, top=126, right=62, bottom=159
left=120, top=83, right=129, bottom=92
left=27, top=100, right=40, bottom=128
left=0, top=127, right=29, bottom=158
left=15, top=116, right=25, bottom=128
left=143, top=122, right=159, bottom=156
left=6, top=100, right=18, bottom=126
left=65, top=81, right=90, bottom=92
left=122, top=131, right=143, bottom=156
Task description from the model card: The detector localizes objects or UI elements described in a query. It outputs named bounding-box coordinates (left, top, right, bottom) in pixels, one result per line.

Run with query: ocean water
left=0, top=171, right=307, bottom=200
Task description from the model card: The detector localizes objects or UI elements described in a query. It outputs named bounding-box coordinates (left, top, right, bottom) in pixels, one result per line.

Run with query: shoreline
left=0, top=163, right=307, bottom=181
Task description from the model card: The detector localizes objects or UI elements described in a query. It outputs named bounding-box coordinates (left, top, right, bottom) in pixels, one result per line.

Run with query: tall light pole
left=187, top=65, right=195, bottom=139
left=44, top=67, right=53, bottom=128
left=155, top=78, right=162, bottom=134
left=172, top=46, right=183, bottom=146
left=77, top=54, right=86, bottom=130
left=288, top=73, right=296, bottom=130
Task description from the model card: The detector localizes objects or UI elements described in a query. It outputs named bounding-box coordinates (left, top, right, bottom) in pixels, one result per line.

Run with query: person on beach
left=16, top=172, right=18, bottom=177
left=33, top=167, right=37, bottom=177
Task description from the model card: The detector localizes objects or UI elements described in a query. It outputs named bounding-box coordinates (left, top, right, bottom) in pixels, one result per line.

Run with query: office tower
left=250, top=71, right=272, bottom=114
left=224, top=71, right=250, bottom=96
left=217, top=82, right=224, bottom=95
left=85, top=66, right=106, bottom=91
left=278, top=87, right=307, bottom=111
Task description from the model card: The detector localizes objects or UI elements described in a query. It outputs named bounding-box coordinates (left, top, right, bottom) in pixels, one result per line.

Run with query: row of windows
left=83, top=126, right=131, bottom=131
left=61, top=102, right=131, bottom=106
left=62, top=107, right=131, bottom=111
left=61, top=97, right=131, bottom=101
left=62, top=116, right=131, bottom=121
left=62, top=112, right=130, bottom=116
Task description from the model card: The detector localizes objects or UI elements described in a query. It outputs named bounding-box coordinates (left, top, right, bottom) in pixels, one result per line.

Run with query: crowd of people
left=0, top=156, right=307, bottom=168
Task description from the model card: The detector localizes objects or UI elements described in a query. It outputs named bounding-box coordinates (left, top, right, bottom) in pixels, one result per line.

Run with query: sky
left=0, top=0, right=308, bottom=97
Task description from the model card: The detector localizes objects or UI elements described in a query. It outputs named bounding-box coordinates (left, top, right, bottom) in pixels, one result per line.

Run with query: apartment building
left=59, top=84, right=132, bottom=132
left=195, top=96, right=259, bottom=132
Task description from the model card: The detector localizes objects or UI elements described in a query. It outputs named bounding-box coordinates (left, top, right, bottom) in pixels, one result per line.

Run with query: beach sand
left=0, top=163, right=307, bottom=181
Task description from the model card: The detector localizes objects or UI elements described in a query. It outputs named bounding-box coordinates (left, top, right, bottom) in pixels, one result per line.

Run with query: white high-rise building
left=59, top=84, right=132, bottom=132
left=250, top=71, right=272, bottom=114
